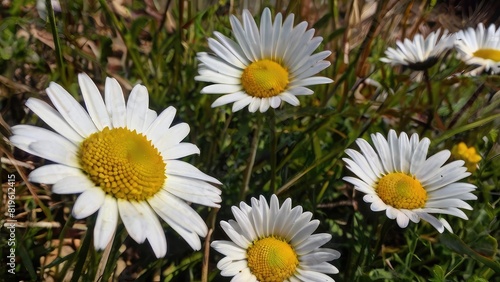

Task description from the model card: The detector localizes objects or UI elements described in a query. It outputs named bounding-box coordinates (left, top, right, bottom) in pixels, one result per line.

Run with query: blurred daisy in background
left=343, top=130, right=477, bottom=233
left=380, top=29, right=454, bottom=71
left=455, top=23, right=500, bottom=74
left=196, top=8, right=332, bottom=113
left=10, top=73, right=221, bottom=258
left=451, top=142, right=482, bottom=173
left=211, top=194, right=340, bottom=281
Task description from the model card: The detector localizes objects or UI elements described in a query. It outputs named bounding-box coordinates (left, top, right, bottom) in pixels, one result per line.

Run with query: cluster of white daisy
left=380, top=23, right=500, bottom=74
left=8, top=7, right=483, bottom=282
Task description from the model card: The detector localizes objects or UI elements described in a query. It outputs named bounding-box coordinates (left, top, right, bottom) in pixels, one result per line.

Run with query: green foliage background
left=0, top=0, right=499, bottom=281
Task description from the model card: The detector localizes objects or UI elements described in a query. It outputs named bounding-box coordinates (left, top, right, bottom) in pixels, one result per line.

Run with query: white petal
left=410, top=138, right=430, bottom=175
left=104, top=77, right=127, bottom=128
left=287, top=87, right=314, bottom=96
left=279, top=92, right=300, bottom=106
left=211, top=92, right=248, bottom=108
left=145, top=106, right=177, bottom=142
left=201, top=84, right=243, bottom=94
left=288, top=76, right=333, bottom=87
left=72, top=187, right=105, bottom=219
left=30, top=141, right=80, bottom=168
left=126, top=84, right=149, bottom=132
left=117, top=200, right=146, bottom=243
left=154, top=123, right=190, bottom=152
left=220, top=221, right=251, bottom=249
left=248, top=97, right=261, bottom=112
left=149, top=190, right=208, bottom=238
left=415, top=212, right=445, bottom=233
left=259, top=98, right=270, bottom=112
left=295, top=268, right=335, bottom=282
left=290, top=220, right=320, bottom=246
left=164, top=175, right=221, bottom=207
left=52, top=175, right=95, bottom=194
left=25, top=98, right=82, bottom=143
left=231, top=96, right=253, bottom=111
left=231, top=206, right=257, bottom=241
left=195, top=71, right=241, bottom=84
left=207, top=38, right=246, bottom=69
left=345, top=149, right=379, bottom=183
left=144, top=109, right=157, bottom=130
left=11, top=125, right=79, bottom=167
left=396, top=210, right=410, bottom=228
left=388, top=130, right=401, bottom=171
left=415, top=150, right=451, bottom=182
left=211, top=240, right=246, bottom=259
left=213, top=31, right=250, bottom=65
left=259, top=8, right=273, bottom=58
left=269, top=96, right=281, bottom=108
left=197, top=53, right=243, bottom=77
left=356, top=138, right=384, bottom=176
left=45, top=82, right=97, bottom=137
left=137, top=201, right=167, bottom=258
left=372, top=132, right=393, bottom=173
left=219, top=258, right=248, bottom=276
left=78, top=73, right=111, bottom=130
left=94, top=196, right=118, bottom=250
left=29, top=164, right=83, bottom=184
left=294, top=233, right=331, bottom=255
left=166, top=160, right=221, bottom=184
left=162, top=143, right=200, bottom=160
left=300, top=262, right=339, bottom=275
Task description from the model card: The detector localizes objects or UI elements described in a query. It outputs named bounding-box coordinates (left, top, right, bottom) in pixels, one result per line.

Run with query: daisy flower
left=211, top=194, right=340, bottom=282
left=195, top=8, right=332, bottom=113
left=10, top=73, right=222, bottom=258
left=343, top=130, right=477, bottom=233
left=380, top=29, right=454, bottom=71
left=455, top=23, right=500, bottom=74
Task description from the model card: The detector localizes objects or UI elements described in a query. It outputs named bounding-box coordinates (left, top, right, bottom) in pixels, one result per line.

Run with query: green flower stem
left=369, top=217, right=392, bottom=267
left=270, top=109, right=277, bottom=193
left=240, top=119, right=262, bottom=200
left=202, top=207, right=219, bottom=282
left=422, top=69, right=435, bottom=135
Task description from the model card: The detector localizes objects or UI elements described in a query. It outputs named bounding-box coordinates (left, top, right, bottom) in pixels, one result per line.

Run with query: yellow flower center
left=473, top=48, right=500, bottom=62
left=376, top=172, right=427, bottom=209
left=241, top=59, right=289, bottom=98
left=452, top=142, right=481, bottom=172
left=247, top=237, right=298, bottom=282
left=79, top=127, right=166, bottom=201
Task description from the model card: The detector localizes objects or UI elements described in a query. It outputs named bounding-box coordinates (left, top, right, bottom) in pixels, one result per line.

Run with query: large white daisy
left=195, top=8, right=333, bottom=113
left=10, top=73, right=222, bottom=257
left=380, top=29, right=454, bottom=71
left=455, top=23, right=500, bottom=74
left=211, top=194, right=340, bottom=282
left=342, top=130, right=477, bottom=233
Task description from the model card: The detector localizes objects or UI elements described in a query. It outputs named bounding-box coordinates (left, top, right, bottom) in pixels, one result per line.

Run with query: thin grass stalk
left=448, top=83, right=485, bottom=129
left=94, top=232, right=115, bottom=282
left=98, top=0, right=150, bottom=89
left=46, top=0, right=66, bottom=85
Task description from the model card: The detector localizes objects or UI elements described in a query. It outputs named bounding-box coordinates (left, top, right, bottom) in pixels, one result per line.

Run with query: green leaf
left=440, top=233, right=500, bottom=273
left=429, top=265, right=445, bottom=282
